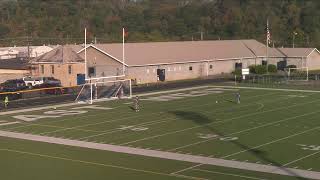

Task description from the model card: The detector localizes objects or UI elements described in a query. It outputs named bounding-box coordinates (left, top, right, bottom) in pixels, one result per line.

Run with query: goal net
left=285, top=67, right=309, bottom=81
left=75, top=79, right=132, bottom=104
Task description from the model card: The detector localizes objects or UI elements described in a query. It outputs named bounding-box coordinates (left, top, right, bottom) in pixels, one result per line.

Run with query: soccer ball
left=53, top=107, right=57, bottom=110
left=216, top=101, right=218, bottom=103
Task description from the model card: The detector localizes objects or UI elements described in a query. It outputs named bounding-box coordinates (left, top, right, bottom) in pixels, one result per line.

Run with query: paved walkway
left=0, top=130, right=319, bottom=179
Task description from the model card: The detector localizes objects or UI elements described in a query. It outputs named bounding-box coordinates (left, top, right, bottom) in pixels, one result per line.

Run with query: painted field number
left=197, top=133, right=218, bottom=139
left=297, top=144, right=320, bottom=151
left=219, top=137, right=239, bottom=141
left=119, top=125, right=148, bottom=132
left=197, top=133, right=238, bottom=141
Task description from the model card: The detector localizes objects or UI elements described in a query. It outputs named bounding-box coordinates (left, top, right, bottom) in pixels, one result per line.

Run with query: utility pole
left=200, top=31, right=204, bottom=41
left=27, top=36, right=30, bottom=60
left=292, top=32, right=298, bottom=48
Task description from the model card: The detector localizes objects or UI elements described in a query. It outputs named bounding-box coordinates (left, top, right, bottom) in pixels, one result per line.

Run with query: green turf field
left=0, top=86, right=319, bottom=180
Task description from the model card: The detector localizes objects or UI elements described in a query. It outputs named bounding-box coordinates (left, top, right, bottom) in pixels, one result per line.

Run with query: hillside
left=0, top=0, right=320, bottom=48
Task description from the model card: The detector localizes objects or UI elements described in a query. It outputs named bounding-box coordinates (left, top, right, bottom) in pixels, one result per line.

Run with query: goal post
left=75, top=79, right=132, bottom=104
left=285, top=67, right=309, bottom=81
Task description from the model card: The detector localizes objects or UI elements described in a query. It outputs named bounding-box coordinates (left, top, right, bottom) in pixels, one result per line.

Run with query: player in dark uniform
left=235, top=92, right=240, bottom=104
left=133, top=96, right=140, bottom=112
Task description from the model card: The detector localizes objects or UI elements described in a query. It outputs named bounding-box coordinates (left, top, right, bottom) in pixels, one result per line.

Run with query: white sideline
left=0, top=149, right=198, bottom=180
left=0, top=130, right=319, bottom=179
left=192, top=168, right=267, bottom=180
left=0, top=85, right=211, bottom=116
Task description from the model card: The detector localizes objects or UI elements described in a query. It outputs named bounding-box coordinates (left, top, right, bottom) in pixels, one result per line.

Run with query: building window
left=209, top=65, right=213, bottom=69
left=262, top=60, right=267, bottom=66
left=189, top=66, right=193, bottom=71
left=235, top=63, right=242, bottom=70
left=88, top=67, right=96, bottom=77
left=51, top=65, right=54, bottom=74
left=41, top=65, right=44, bottom=74
left=68, top=65, right=72, bottom=74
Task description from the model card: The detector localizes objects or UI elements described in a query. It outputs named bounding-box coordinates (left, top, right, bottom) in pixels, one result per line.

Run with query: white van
left=23, top=77, right=44, bottom=88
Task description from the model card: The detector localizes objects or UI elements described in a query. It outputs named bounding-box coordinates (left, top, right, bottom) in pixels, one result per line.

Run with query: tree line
left=0, top=0, right=319, bottom=48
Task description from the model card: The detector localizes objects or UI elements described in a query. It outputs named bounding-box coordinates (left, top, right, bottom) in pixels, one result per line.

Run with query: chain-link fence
left=237, top=73, right=320, bottom=90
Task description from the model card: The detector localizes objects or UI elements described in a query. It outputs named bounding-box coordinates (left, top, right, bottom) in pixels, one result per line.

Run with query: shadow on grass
left=168, top=110, right=304, bottom=180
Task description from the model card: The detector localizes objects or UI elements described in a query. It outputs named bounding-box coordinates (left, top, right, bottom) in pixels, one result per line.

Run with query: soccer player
left=4, top=96, right=9, bottom=109
left=235, top=92, right=240, bottom=104
left=118, top=86, right=124, bottom=99
left=133, top=96, right=140, bottom=112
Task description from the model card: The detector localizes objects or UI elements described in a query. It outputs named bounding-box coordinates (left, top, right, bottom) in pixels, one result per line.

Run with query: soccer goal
left=285, top=67, right=309, bottom=81
left=75, top=79, right=132, bottom=104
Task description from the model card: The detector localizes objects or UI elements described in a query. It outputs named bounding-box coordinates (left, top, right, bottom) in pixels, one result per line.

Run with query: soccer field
left=0, top=86, right=320, bottom=180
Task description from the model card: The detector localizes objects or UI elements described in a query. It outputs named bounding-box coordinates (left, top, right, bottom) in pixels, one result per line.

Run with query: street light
left=293, top=32, right=298, bottom=48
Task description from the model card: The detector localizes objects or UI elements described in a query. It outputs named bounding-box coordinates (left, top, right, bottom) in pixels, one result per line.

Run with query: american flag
left=267, top=19, right=271, bottom=45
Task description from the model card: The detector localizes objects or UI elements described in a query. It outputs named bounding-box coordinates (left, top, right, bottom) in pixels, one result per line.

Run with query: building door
left=157, top=69, right=165, bottom=81
left=77, top=74, right=85, bottom=85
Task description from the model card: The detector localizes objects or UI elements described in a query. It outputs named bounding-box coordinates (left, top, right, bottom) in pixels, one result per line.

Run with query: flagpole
left=122, top=28, right=125, bottom=76
left=85, top=28, right=87, bottom=80
left=266, top=19, right=269, bottom=74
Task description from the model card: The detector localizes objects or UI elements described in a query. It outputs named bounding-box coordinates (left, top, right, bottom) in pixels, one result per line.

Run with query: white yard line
left=172, top=124, right=320, bottom=177
left=120, top=98, right=320, bottom=146
left=282, top=151, right=320, bottom=167
left=222, top=126, right=320, bottom=158
left=78, top=119, right=171, bottom=140
left=192, top=168, right=268, bottom=180
left=0, top=131, right=319, bottom=179
left=77, top=95, right=281, bottom=141
left=0, top=148, right=196, bottom=180
left=171, top=110, right=320, bottom=151
left=0, top=122, right=21, bottom=127
left=10, top=91, right=276, bottom=136
left=171, top=164, right=203, bottom=175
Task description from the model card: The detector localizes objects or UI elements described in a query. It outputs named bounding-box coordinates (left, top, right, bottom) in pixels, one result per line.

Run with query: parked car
left=0, top=79, right=27, bottom=92
left=0, top=79, right=27, bottom=100
left=33, top=83, right=65, bottom=95
left=42, top=77, right=61, bottom=86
